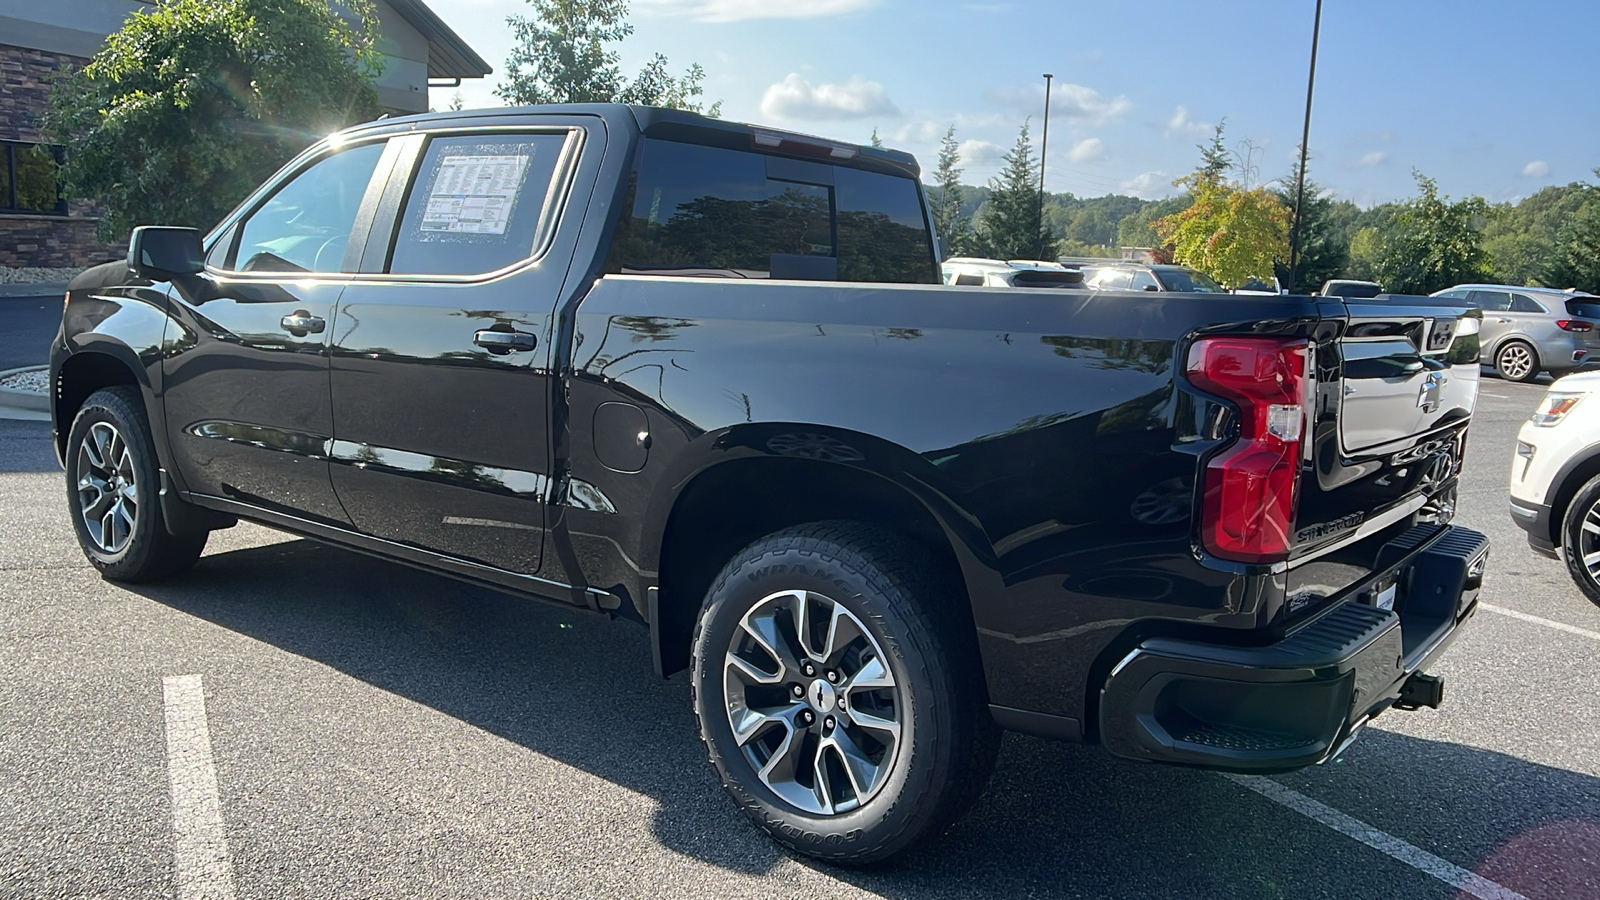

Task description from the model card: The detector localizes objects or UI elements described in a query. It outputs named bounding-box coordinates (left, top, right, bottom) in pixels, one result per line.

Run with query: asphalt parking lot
left=2, top=359, right=1597, bottom=898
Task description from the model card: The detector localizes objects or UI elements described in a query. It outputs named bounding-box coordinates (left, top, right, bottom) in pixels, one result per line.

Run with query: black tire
left=691, top=521, right=998, bottom=865
left=64, top=386, right=207, bottom=582
left=1494, top=340, right=1540, bottom=383
left=1561, top=474, right=1600, bottom=609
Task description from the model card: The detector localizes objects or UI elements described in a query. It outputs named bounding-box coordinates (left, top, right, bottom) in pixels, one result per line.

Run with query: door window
left=1092, top=269, right=1133, bottom=290
left=1129, top=270, right=1160, bottom=291
left=388, top=133, right=574, bottom=276
left=230, top=142, right=387, bottom=273
left=1467, top=290, right=1512, bottom=311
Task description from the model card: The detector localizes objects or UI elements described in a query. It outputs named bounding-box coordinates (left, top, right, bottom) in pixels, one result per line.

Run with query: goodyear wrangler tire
left=691, top=521, right=998, bottom=865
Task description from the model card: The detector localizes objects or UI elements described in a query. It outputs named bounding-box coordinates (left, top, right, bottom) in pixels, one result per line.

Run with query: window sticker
left=420, top=153, right=532, bottom=235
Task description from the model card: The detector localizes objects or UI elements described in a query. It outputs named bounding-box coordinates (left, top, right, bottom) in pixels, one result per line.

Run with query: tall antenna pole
left=1288, top=0, right=1323, bottom=294
left=1038, top=72, right=1053, bottom=260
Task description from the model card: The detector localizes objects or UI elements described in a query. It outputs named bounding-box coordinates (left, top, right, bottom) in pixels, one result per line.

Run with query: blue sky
left=431, top=0, right=1598, bottom=207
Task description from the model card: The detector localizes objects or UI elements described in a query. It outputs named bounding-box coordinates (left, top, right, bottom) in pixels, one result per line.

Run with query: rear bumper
left=1508, top=496, right=1558, bottom=558
left=1098, top=525, right=1488, bottom=772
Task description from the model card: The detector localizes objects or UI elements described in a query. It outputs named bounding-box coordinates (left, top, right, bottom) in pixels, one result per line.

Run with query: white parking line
left=163, top=675, right=237, bottom=900
left=1480, top=602, right=1600, bottom=642
left=1222, top=774, right=1528, bottom=900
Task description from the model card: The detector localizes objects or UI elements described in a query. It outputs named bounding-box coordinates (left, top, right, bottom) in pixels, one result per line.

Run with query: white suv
left=1508, top=370, right=1600, bottom=606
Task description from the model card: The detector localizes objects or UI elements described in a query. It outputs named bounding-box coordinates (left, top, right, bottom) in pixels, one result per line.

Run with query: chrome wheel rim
left=76, top=421, right=138, bottom=554
left=1579, top=499, right=1600, bottom=582
left=723, top=589, right=904, bottom=815
left=1499, top=344, right=1533, bottom=380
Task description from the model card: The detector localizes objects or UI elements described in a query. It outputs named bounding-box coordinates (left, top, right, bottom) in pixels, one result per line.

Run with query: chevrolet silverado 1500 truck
left=52, top=104, right=1488, bottom=864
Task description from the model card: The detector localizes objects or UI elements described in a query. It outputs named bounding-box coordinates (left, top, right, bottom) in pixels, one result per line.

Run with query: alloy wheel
left=1498, top=344, right=1533, bottom=380
left=723, top=589, right=904, bottom=816
left=1577, top=499, right=1600, bottom=584
left=76, top=421, right=139, bottom=554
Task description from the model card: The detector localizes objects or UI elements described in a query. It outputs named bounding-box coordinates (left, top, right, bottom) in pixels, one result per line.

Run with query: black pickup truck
left=52, top=104, right=1488, bottom=863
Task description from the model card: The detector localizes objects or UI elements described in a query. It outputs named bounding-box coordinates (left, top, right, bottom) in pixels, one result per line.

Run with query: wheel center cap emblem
left=809, top=678, right=837, bottom=713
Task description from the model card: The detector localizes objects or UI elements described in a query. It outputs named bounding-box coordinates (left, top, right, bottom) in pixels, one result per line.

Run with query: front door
left=327, top=126, right=588, bottom=574
left=163, top=139, right=394, bottom=524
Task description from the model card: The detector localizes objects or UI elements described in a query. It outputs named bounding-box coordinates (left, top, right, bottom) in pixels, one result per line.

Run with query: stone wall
left=0, top=43, right=123, bottom=267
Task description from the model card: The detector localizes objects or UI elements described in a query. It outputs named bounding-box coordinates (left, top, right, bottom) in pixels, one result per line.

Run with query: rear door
left=325, top=119, right=594, bottom=575
left=1468, top=289, right=1518, bottom=357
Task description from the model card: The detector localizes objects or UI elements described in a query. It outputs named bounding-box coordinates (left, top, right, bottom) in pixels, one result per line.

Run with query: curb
left=0, top=282, right=69, bottom=299
left=0, top=365, right=50, bottom=412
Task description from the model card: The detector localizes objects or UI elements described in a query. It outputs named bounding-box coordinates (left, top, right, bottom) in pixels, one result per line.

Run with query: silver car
left=1431, top=284, right=1600, bottom=382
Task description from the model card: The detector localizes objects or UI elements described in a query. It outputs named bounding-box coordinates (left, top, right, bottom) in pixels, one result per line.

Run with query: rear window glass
left=605, top=139, right=935, bottom=283
left=1566, top=298, right=1600, bottom=319
left=1155, top=269, right=1226, bottom=293
left=1011, top=269, right=1084, bottom=288
left=388, top=132, right=571, bottom=276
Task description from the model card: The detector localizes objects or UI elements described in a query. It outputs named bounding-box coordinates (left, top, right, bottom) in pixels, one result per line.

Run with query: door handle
left=474, top=329, right=537, bottom=353
left=1495, top=317, right=1512, bottom=323
left=280, top=311, right=325, bottom=336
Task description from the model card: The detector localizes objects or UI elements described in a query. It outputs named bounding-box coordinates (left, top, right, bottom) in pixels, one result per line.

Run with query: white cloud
left=1356, top=151, right=1389, bottom=168
left=987, top=82, right=1132, bottom=124
left=1067, top=137, right=1104, bottom=163
left=1523, top=160, right=1550, bottom=178
left=635, top=0, right=875, bottom=21
left=1120, top=171, right=1173, bottom=199
left=759, top=74, right=900, bottom=121
left=1165, top=105, right=1210, bottom=138
left=957, top=139, right=1006, bottom=165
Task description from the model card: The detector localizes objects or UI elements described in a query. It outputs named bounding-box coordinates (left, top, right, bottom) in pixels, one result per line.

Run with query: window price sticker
left=420, top=153, right=532, bottom=235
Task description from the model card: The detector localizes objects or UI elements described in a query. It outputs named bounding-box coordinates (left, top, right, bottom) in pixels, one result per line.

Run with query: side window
left=834, top=167, right=937, bottom=283
left=231, top=142, right=386, bottom=273
left=1095, top=270, right=1133, bottom=290
left=1129, top=270, right=1160, bottom=291
left=953, top=273, right=983, bottom=286
left=1468, top=290, right=1511, bottom=311
left=1509, top=293, right=1545, bottom=313
left=388, top=132, right=573, bottom=276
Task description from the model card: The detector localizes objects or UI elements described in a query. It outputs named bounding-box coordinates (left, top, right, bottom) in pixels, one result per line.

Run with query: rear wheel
left=1560, top=474, right=1600, bottom=608
left=691, top=522, right=997, bottom=865
left=1495, top=340, right=1540, bottom=382
left=65, top=387, right=208, bottom=582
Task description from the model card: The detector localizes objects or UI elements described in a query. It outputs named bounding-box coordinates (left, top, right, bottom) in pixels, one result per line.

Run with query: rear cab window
left=604, top=138, right=937, bottom=283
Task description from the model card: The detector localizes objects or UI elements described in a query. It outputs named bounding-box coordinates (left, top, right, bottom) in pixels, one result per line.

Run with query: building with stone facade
left=0, top=0, right=489, bottom=269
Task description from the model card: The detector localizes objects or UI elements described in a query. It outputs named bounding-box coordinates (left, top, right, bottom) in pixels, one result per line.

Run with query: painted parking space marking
left=1222, top=774, right=1529, bottom=900
left=1481, top=602, right=1600, bottom=642
left=163, top=674, right=237, bottom=900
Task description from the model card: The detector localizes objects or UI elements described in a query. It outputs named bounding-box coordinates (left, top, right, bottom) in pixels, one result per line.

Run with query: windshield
left=1154, top=268, right=1226, bottom=293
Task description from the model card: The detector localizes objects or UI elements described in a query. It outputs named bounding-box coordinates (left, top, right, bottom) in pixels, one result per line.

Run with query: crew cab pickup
left=52, top=104, right=1488, bottom=864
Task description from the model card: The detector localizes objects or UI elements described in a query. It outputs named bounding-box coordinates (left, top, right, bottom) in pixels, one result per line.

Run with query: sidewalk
left=0, top=365, right=49, bottom=421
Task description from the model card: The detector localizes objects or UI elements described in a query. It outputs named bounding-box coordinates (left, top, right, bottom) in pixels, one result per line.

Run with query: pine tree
left=1194, top=120, right=1231, bottom=188
left=975, top=121, right=1052, bottom=260
left=930, top=125, right=968, bottom=256
left=1275, top=149, right=1348, bottom=292
left=869, top=128, right=884, bottom=148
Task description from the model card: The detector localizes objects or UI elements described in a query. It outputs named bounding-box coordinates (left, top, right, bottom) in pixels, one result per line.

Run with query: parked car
left=52, top=103, right=1488, bottom=864
left=1431, top=285, right=1600, bottom=382
left=1508, top=371, right=1600, bottom=606
left=1082, top=261, right=1227, bottom=293
left=1319, top=279, right=1383, bottom=299
left=941, top=257, right=1085, bottom=288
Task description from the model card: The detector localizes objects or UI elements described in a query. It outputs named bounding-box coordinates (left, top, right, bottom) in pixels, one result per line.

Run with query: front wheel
left=1561, top=474, right=1600, bottom=608
left=1495, top=341, right=1540, bottom=382
left=65, top=387, right=208, bottom=582
left=691, top=522, right=998, bottom=865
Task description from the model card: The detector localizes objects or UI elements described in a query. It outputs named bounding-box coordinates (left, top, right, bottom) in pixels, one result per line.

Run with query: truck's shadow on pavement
left=130, top=537, right=1600, bottom=900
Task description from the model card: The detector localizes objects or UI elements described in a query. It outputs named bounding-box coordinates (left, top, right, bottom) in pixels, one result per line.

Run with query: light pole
left=1287, top=0, right=1323, bottom=294
left=1038, top=72, right=1053, bottom=261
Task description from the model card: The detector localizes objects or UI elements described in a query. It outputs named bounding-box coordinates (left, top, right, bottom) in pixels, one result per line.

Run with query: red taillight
left=1557, top=319, right=1593, bottom=332
left=1187, top=337, right=1308, bottom=564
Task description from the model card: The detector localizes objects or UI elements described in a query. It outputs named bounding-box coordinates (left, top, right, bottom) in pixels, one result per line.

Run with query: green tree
left=869, top=128, right=884, bottom=148
left=1155, top=121, right=1289, bottom=285
left=1275, top=150, right=1347, bottom=291
left=1543, top=185, right=1600, bottom=293
left=497, top=0, right=719, bottom=114
left=973, top=121, right=1052, bottom=260
left=1483, top=174, right=1598, bottom=285
left=929, top=126, right=970, bottom=256
left=43, top=0, right=382, bottom=240
left=1376, top=170, right=1491, bottom=294
left=1346, top=226, right=1384, bottom=281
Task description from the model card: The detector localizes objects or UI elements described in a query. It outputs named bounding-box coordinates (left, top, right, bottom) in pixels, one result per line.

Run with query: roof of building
left=385, top=0, right=492, bottom=79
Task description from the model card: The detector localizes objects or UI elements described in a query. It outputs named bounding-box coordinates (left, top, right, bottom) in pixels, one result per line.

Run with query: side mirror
left=1142, top=284, right=1160, bottom=291
left=128, top=226, right=204, bottom=281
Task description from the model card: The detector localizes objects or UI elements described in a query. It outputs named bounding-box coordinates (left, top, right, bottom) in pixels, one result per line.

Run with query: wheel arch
left=644, top=424, right=1001, bottom=679
left=1547, top=444, right=1600, bottom=549
left=54, top=344, right=153, bottom=459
